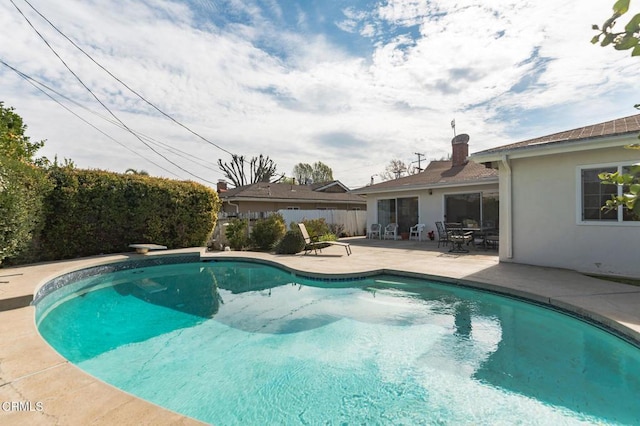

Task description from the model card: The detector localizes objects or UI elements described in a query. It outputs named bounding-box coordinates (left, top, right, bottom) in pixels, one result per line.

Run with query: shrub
left=0, top=156, right=52, bottom=265
left=328, top=223, right=345, bottom=238
left=225, top=218, right=248, bottom=250
left=318, top=233, right=338, bottom=242
left=302, top=218, right=331, bottom=237
left=298, top=218, right=338, bottom=242
left=250, top=213, right=286, bottom=251
left=275, top=230, right=306, bottom=254
left=35, top=168, right=220, bottom=261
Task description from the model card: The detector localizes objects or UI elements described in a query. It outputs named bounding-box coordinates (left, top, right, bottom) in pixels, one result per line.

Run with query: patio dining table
left=445, top=223, right=474, bottom=253
left=463, top=228, right=499, bottom=250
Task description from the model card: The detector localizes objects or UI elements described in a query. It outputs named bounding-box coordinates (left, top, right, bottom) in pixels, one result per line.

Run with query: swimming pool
left=35, top=258, right=640, bottom=424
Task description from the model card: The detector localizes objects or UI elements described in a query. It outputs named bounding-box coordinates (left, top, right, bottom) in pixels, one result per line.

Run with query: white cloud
left=1, top=0, right=638, bottom=188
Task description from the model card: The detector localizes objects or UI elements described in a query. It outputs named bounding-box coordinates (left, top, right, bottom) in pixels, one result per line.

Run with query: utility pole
left=451, top=118, right=456, bottom=138
left=413, top=152, right=426, bottom=172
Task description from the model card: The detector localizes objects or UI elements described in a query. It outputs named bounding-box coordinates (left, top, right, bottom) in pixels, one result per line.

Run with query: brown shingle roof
left=474, top=113, right=640, bottom=156
left=353, top=160, right=497, bottom=193
left=220, top=182, right=365, bottom=204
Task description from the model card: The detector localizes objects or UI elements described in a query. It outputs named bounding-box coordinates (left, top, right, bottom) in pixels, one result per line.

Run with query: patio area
left=1, top=238, right=640, bottom=424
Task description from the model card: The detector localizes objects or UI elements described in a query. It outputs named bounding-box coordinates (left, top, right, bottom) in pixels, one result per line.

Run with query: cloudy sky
left=1, top=0, right=639, bottom=188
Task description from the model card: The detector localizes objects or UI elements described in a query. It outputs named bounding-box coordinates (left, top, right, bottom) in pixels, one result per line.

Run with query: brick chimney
left=451, top=134, right=470, bottom=167
left=216, top=180, right=228, bottom=193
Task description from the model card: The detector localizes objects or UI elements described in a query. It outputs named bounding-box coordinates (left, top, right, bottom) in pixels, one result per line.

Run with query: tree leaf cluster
left=599, top=163, right=640, bottom=217
left=0, top=101, right=47, bottom=166
left=292, top=161, right=334, bottom=185
left=592, top=0, right=640, bottom=56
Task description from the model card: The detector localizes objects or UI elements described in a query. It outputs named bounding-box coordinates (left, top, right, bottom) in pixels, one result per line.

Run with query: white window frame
left=576, top=162, right=640, bottom=226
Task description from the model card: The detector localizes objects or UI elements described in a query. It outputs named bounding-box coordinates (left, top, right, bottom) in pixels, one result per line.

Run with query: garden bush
left=225, top=218, right=248, bottom=250
left=35, top=167, right=220, bottom=261
left=292, top=218, right=338, bottom=242
left=0, top=156, right=52, bottom=265
left=301, top=218, right=331, bottom=237
left=250, top=213, right=286, bottom=251
left=274, top=230, right=306, bottom=254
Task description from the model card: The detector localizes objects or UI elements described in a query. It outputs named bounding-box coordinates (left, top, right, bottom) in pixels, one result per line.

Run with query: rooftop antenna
left=451, top=118, right=456, bottom=138
left=413, top=152, right=425, bottom=172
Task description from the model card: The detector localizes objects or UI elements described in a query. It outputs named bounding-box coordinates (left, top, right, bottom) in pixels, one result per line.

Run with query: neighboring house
left=470, top=113, right=640, bottom=278
left=217, top=180, right=366, bottom=216
left=353, top=135, right=499, bottom=235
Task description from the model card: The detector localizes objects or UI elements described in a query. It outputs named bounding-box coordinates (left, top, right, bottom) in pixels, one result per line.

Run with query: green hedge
left=36, top=168, right=220, bottom=261
left=0, top=156, right=52, bottom=265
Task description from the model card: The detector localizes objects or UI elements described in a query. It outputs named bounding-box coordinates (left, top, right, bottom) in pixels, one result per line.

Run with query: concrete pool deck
left=1, top=237, right=640, bottom=424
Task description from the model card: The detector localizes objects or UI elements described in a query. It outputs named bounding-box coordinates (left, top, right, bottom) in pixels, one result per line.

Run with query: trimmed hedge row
left=0, top=156, right=52, bottom=264
left=34, top=168, right=220, bottom=262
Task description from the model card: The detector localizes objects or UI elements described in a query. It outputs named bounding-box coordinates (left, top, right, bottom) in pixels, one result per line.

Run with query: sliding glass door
left=397, top=197, right=418, bottom=233
left=377, top=199, right=396, bottom=229
left=377, top=197, right=418, bottom=233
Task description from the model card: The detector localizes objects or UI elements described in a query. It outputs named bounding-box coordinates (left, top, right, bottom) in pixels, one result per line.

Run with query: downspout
left=501, top=154, right=513, bottom=259
left=226, top=200, right=240, bottom=215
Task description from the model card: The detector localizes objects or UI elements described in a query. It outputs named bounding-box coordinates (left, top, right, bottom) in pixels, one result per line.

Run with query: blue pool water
left=36, top=260, right=640, bottom=424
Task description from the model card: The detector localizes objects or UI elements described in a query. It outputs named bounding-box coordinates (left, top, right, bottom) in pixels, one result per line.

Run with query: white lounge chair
left=297, top=223, right=352, bottom=256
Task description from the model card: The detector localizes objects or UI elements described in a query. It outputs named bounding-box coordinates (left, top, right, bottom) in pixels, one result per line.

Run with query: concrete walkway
left=1, top=238, right=639, bottom=425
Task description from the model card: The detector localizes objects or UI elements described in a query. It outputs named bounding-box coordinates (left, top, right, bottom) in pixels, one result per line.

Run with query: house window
left=579, top=164, right=639, bottom=223
left=445, top=193, right=480, bottom=226
left=287, top=206, right=300, bottom=210
left=444, top=192, right=499, bottom=229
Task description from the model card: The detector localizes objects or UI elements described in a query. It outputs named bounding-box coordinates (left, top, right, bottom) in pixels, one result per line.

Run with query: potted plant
left=428, top=230, right=435, bottom=240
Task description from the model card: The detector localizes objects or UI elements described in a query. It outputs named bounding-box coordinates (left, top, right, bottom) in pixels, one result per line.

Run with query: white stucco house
left=353, top=135, right=499, bottom=238
left=470, top=113, right=640, bottom=278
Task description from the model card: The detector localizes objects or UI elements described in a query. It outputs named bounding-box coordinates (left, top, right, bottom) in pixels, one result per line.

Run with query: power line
left=20, top=0, right=237, bottom=158
left=1, top=60, right=179, bottom=178
left=1, top=59, right=223, bottom=184
left=9, top=0, right=220, bottom=184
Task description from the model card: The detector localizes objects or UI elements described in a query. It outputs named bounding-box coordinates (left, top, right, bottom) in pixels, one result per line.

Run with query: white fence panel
left=278, top=210, right=367, bottom=236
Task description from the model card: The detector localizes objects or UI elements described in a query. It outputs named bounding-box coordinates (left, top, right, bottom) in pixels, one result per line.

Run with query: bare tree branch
left=218, top=154, right=278, bottom=187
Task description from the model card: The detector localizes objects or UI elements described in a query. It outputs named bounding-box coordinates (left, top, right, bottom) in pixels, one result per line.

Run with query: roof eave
left=221, top=196, right=365, bottom=204
left=352, top=177, right=499, bottom=195
left=470, top=133, right=635, bottom=163
left=314, top=180, right=350, bottom=192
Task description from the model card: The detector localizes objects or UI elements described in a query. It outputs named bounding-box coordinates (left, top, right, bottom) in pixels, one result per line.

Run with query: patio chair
left=435, top=221, right=449, bottom=248
left=445, top=222, right=473, bottom=253
left=368, top=223, right=382, bottom=239
left=409, top=224, right=425, bottom=241
left=485, top=230, right=499, bottom=250
left=383, top=223, right=398, bottom=240
left=297, top=223, right=352, bottom=256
